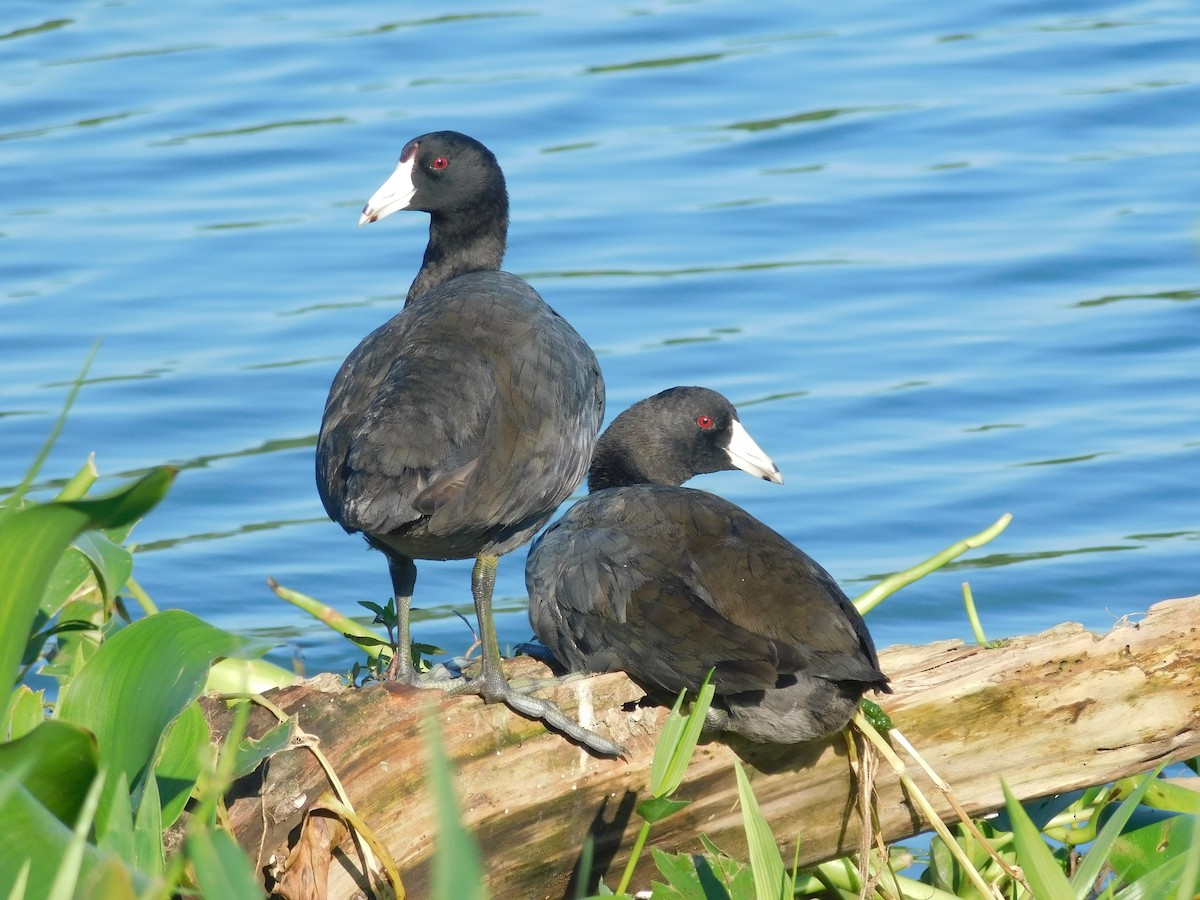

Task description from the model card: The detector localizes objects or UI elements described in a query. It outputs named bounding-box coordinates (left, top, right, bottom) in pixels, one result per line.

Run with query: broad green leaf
left=56, top=608, right=271, bottom=838
left=0, top=467, right=175, bottom=691
left=154, top=701, right=208, bottom=829
left=733, top=759, right=789, bottom=900
left=206, top=656, right=298, bottom=694
left=186, top=827, right=263, bottom=900
left=649, top=847, right=747, bottom=900
left=1108, top=813, right=1198, bottom=886
left=648, top=848, right=712, bottom=899
left=3, top=685, right=46, bottom=741
left=1, top=503, right=99, bottom=692
left=427, top=712, right=487, bottom=900
left=0, top=720, right=99, bottom=825
left=1001, top=779, right=1073, bottom=899
left=1112, top=849, right=1198, bottom=900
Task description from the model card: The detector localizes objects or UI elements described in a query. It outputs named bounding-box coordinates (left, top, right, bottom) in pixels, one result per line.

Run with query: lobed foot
left=449, top=667, right=624, bottom=756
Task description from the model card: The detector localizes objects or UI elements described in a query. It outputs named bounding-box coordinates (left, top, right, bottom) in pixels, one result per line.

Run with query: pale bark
left=212, top=594, right=1200, bottom=899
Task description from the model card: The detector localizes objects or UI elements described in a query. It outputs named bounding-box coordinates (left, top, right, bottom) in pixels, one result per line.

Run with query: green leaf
left=1109, top=813, right=1198, bottom=886
left=71, top=530, right=133, bottom=605
left=186, top=826, right=264, bottom=899
left=1112, top=849, right=1198, bottom=900
left=1001, top=779, right=1073, bottom=899
left=0, top=763, right=116, bottom=900
left=426, top=712, right=487, bottom=900
left=55, top=608, right=271, bottom=838
left=46, top=768, right=106, bottom=900
left=649, top=690, right=689, bottom=797
left=23, top=620, right=97, bottom=668
left=3, top=685, right=46, bottom=741
left=733, top=759, right=789, bottom=900
left=39, top=547, right=98, bottom=618
left=0, top=720, right=99, bottom=825
left=99, top=771, right=136, bottom=870
left=230, top=716, right=298, bottom=781
left=1139, top=777, right=1200, bottom=815
left=635, top=795, right=691, bottom=825
left=1071, top=766, right=1163, bottom=897
left=648, top=848, right=720, bottom=899
left=154, top=701, right=208, bottom=829
left=650, top=671, right=716, bottom=799
left=649, top=847, right=746, bottom=900
left=74, top=854, right=140, bottom=900
left=133, top=766, right=164, bottom=878
left=4, top=861, right=31, bottom=900
left=346, top=634, right=393, bottom=648
left=0, top=467, right=175, bottom=691
left=205, top=656, right=298, bottom=694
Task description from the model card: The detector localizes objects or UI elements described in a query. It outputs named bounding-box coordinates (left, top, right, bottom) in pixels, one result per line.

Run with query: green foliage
left=648, top=675, right=716, bottom=802
left=1003, top=779, right=1076, bottom=898
left=56, top=609, right=270, bottom=838
left=649, top=844, right=754, bottom=898
left=0, top=439, right=280, bottom=895
left=610, top=672, right=716, bottom=897
left=918, top=765, right=1198, bottom=900
left=0, top=466, right=176, bottom=693
left=426, top=712, right=488, bottom=900
left=732, top=761, right=790, bottom=900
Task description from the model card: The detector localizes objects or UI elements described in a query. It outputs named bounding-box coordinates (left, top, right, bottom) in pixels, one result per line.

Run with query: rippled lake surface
left=4, top=0, right=1198, bottom=677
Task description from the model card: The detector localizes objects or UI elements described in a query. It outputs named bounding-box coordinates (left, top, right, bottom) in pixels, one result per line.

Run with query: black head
left=587, top=386, right=783, bottom=492
left=359, top=131, right=508, bottom=224
left=359, top=131, right=511, bottom=301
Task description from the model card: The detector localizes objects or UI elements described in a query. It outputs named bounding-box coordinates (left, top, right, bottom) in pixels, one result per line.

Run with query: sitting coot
left=526, top=387, right=890, bottom=744
left=317, top=131, right=616, bottom=753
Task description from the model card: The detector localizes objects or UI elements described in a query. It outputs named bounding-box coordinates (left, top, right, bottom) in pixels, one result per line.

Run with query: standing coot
left=317, top=131, right=616, bottom=753
left=526, top=387, right=891, bottom=744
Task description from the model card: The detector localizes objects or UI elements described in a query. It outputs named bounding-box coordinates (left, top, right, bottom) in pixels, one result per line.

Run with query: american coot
left=527, top=387, right=891, bottom=744
left=317, top=131, right=618, bottom=754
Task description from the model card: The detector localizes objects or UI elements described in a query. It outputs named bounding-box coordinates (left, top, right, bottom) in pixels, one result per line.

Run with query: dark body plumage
left=317, top=132, right=614, bottom=751
left=316, top=269, right=602, bottom=562
left=527, top=387, right=889, bottom=744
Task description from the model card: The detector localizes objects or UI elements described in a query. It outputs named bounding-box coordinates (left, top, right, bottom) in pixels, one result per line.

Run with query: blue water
left=3, top=0, right=1198, bottom=678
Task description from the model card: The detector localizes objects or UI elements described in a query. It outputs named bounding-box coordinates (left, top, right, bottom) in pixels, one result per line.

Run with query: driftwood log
left=211, top=594, right=1200, bottom=898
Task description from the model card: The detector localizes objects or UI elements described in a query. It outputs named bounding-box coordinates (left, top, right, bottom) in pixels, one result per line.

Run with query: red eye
left=696, top=415, right=714, bottom=430
left=431, top=156, right=449, bottom=171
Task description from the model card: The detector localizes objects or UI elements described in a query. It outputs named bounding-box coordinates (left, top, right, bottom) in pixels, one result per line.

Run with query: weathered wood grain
left=211, top=594, right=1200, bottom=899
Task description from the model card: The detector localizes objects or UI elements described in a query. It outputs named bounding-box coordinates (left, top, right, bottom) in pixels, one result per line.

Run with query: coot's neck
left=587, top=428, right=689, bottom=492
left=405, top=202, right=508, bottom=304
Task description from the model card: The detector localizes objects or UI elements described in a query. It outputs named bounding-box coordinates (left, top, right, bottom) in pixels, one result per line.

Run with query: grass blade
left=733, top=759, right=789, bottom=900
left=1001, top=779, right=1072, bottom=899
